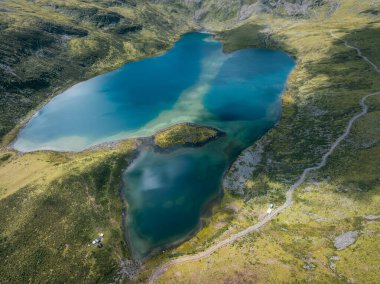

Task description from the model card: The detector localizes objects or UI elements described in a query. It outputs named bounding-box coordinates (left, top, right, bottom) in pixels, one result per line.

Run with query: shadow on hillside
left=313, top=25, right=380, bottom=198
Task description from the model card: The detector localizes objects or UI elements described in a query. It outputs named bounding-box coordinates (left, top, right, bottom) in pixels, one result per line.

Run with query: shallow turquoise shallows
left=13, top=33, right=295, bottom=258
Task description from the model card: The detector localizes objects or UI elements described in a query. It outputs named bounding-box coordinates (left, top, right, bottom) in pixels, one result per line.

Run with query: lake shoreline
left=5, top=31, right=295, bottom=264
left=118, top=124, right=225, bottom=262
left=1, top=28, right=201, bottom=151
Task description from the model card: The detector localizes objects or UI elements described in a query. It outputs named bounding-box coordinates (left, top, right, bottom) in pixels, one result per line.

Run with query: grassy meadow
left=0, top=141, right=136, bottom=282
left=1, top=0, right=379, bottom=283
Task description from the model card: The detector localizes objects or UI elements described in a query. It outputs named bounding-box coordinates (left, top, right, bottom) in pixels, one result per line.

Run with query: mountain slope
left=0, top=0, right=379, bottom=283
left=0, top=0, right=194, bottom=144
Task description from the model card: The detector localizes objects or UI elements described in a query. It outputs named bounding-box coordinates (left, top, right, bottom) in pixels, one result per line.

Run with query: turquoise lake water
left=13, top=33, right=295, bottom=258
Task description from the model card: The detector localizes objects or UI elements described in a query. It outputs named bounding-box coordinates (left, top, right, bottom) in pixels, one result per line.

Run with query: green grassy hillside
left=1, top=0, right=379, bottom=283
left=0, top=123, right=223, bottom=282
left=0, top=0, right=195, bottom=145
left=0, top=142, right=135, bottom=282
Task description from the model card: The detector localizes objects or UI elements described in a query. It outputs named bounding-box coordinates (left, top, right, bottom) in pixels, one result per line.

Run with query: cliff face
left=238, top=0, right=328, bottom=19
left=151, top=0, right=329, bottom=25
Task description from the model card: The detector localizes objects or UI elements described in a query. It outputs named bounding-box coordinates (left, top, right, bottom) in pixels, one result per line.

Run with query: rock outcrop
left=223, top=142, right=263, bottom=194
left=334, top=231, right=360, bottom=250
left=153, top=0, right=329, bottom=24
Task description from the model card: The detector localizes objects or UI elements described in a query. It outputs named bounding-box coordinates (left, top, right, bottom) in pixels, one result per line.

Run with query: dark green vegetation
left=0, top=142, right=135, bottom=282
left=217, top=23, right=267, bottom=52
left=0, top=0, right=194, bottom=145
left=153, top=123, right=222, bottom=149
left=0, top=121, right=223, bottom=282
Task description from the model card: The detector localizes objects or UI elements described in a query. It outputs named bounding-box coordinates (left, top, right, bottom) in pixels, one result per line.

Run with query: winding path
left=148, top=31, right=380, bottom=284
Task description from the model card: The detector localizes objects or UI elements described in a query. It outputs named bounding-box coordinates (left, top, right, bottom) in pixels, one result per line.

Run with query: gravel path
left=148, top=31, right=380, bottom=284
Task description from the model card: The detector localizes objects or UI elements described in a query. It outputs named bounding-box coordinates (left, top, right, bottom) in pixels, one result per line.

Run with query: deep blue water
left=13, top=33, right=295, bottom=258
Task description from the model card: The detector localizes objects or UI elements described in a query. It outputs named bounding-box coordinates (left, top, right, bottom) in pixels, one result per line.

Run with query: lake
left=13, top=32, right=295, bottom=258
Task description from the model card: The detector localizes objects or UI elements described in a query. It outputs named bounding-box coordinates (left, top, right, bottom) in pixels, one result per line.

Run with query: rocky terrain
left=152, top=0, right=331, bottom=26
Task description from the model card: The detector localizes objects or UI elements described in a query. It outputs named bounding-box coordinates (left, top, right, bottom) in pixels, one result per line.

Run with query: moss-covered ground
left=0, top=0, right=195, bottom=145
left=0, top=141, right=136, bottom=282
left=153, top=123, right=221, bottom=149
left=1, top=0, right=380, bottom=283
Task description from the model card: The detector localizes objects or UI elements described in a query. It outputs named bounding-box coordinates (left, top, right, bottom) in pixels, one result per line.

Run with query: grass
left=217, top=23, right=267, bottom=52
left=0, top=141, right=135, bottom=282
left=153, top=123, right=221, bottom=149
left=0, top=121, right=225, bottom=282
left=1, top=0, right=380, bottom=282
left=0, top=0, right=195, bottom=145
